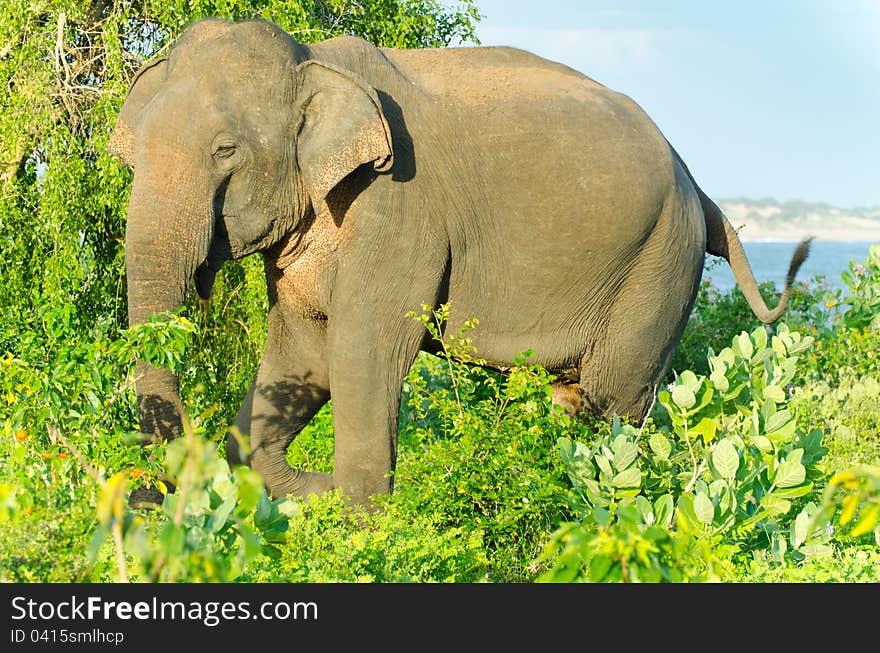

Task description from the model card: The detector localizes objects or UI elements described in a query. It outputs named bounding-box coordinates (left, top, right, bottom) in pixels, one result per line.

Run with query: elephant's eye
left=213, top=144, right=237, bottom=159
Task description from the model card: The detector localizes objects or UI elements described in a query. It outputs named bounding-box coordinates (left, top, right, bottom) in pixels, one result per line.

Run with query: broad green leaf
left=710, top=479, right=735, bottom=515
left=737, top=508, right=774, bottom=531
left=752, top=325, right=768, bottom=350
left=657, top=389, right=673, bottom=411
left=712, top=439, right=739, bottom=479
left=675, top=494, right=700, bottom=533
left=584, top=479, right=609, bottom=507
left=635, top=495, right=653, bottom=524
left=710, top=370, right=729, bottom=392
left=680, top=370, right=700, bottom=389
left=558, top=438, right=595, bottom=487
left=771, top=482, right=813, bottom=499
left=592, top=506, right=611, bottom=526
left=611, top=438, right=638, bottom=472
left=788, top=335, right=815, bottom=355
left=694, top=492, right=714, bottom=524
left=771, top=335, right=787, bottom=358
left=689, top=417, right=717, bottom=444
left=765, top=410, right=793, bottom=433
left=753, top=435, right=774, bottom=453
left=653, top=494, right=674, bottom=528
left=693, top=384, right=715, bottom=413
left=557, top=437, right=575, bottom=460
left=610, top=467, right=641, bottom=489
left=763, top=384, right=786, bottom=403
left=736, top=332, right=754, bottom=359
left=589, top=554, right=613, bottom=582
left=208, top=497, right=236, bottom=533
left=254, top=492, right=274, bottom=530
left=774, top=459, right=806, bottom=488
left=672, top=384, right=695, bottom=410
left=649, top=432, right=671, bottom=460
left=760, top=494, right=792, bottom=516
left=277, top=499, right=302, bottom=519
left=765, top=419, right=797, bottom=444
left=771, top=531, right=788, bottom=561
left=722, top=382, right=747, bottom=401
left=792, top=509, right=811, bottom=548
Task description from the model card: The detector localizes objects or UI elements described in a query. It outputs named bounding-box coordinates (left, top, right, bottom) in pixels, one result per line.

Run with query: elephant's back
left=384, top=44, right=610, bottom=107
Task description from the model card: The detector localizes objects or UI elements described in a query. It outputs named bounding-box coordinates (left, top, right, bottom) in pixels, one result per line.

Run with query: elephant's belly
left=470, top=328, right=591, bottom=373
left=441, top=288, right=603, bottom=373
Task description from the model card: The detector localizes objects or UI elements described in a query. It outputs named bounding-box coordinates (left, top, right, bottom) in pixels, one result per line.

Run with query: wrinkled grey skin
left=109, top=18, right=810, bottom=507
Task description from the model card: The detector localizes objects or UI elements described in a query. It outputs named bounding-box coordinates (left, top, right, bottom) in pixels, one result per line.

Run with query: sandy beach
left=720, top=200, right=880, bottom=243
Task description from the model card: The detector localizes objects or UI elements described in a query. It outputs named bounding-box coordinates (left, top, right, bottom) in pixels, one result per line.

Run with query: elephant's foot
left=265, top=467, right=334, bottom=499
left=128, top=478, right=176, bottom=510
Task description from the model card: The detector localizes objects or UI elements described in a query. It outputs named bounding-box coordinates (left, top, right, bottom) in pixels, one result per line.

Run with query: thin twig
left=97, top=368, right=144, bottom=425
left=49, top=425, right=128, bottom=581
left=111, top=521, right=128, bottom=582
left=48, top=424, right=105, bottom=484
left=638, top=384, right=658, bottom=437
left=148, top=414, right=194, bottom=582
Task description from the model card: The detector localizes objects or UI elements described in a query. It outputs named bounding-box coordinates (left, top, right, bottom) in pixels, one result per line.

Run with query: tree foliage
left=0, top=0, right=480, bottom=336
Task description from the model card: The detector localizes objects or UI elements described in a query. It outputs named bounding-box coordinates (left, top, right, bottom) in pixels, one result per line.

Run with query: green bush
left=794, top=375, right=880, bottom=469
left=244, top=493, right=489, bottom=582
left=839, top=245, right=880, bottom=330
left=738, top=546, right=880, bottom=582
left=390, top=306, right=577, bottom=582
left=671, top=273, right=836, bottom=380
left=539, top=324, right=833, bottom=582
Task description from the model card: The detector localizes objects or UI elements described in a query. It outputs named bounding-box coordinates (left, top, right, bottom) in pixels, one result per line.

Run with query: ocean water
left=702, top=241, right=876, bottom=294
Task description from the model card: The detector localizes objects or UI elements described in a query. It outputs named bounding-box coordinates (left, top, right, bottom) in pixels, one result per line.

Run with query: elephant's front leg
left=327, top=245, right=447, bottom=508
left=233, top=319, right=334, bottom=498
left=327, top=320, right=424, bottom=507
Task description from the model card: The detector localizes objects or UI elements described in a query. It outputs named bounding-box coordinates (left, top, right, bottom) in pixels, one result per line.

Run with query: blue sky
left=467, top=1, right=879, bottom=208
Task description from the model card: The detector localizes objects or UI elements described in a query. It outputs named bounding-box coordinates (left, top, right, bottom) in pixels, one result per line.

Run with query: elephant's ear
left=293, top=60, right=393, bottom=217
left=108, top=57, right=168, bottom=167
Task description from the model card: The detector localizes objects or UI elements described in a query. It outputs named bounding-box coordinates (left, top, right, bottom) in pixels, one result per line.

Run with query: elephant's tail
left=700, top=188, right=812, bottom=324
left=667, top=140, right=812, bottom=324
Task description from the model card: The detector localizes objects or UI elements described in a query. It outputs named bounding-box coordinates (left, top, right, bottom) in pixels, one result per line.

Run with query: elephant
left=108, top=17, right=810, bottom=508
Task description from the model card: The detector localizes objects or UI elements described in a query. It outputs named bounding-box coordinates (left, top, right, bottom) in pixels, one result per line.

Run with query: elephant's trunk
left=125, top=170, right=214, bottom=442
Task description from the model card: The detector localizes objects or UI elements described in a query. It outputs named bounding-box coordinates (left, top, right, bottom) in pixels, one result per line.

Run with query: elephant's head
left=109, top=18, right=393, bottom=442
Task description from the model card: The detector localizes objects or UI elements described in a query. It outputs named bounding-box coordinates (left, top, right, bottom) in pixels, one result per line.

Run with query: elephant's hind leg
left=579, top=196, right=704, bottom=422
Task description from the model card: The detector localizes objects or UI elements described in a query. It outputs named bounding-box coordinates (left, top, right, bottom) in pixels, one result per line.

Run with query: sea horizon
left=704, top=240, right=875, bottom=293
